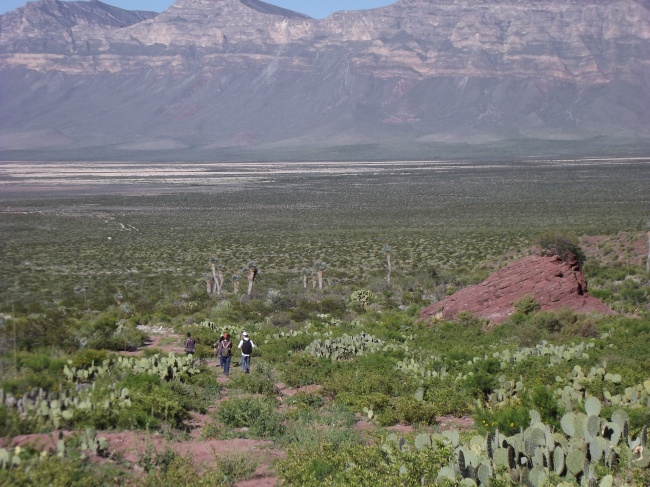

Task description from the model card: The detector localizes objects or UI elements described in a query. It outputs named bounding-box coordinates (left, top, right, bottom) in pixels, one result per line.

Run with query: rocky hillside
left=419, top=255, right=613, bottom=325
left=0, top=0, right=648, bottom=157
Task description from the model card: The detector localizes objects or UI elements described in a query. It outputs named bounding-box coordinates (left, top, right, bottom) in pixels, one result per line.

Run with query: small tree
left=536, top=231, right=586, bottom=267
left=514, top=294, right=541, bottom=315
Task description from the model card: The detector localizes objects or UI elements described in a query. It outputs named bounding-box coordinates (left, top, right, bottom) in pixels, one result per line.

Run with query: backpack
left=241, top=339, right=253, bottom=355
left=185, top=338, right=196, bottom=352
left=221, top=341, right=231, bottom=358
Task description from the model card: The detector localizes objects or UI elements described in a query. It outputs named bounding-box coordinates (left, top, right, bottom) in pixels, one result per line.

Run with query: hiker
left=221, top=333, right=233, bottom=376
left=213, top=334, right=225, bottom=367
left=238, top=331, right=256, bottom=374
left=184, top=332, right=196, bottom=356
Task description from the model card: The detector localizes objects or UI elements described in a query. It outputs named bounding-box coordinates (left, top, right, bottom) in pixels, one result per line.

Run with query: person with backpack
left=238, top=331, right=255, bottom=374
left=213, top=334, right=225, bottom=368
left=184, top=332, right=196, bottom=356
left=220, top=333, right=233, bottom=376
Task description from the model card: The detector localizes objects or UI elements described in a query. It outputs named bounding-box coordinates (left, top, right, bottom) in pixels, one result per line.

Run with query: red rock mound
left=420, top=255, right=613, bottom=325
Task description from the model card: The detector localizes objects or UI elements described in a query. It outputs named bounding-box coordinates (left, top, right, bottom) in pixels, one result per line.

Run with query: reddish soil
left=436, top=415, right=475, bottom=431
left=0, top=431, right=72, bottom=451
left=99, top=431, right=281, bottom=466
left=276, top=383, right=322, bottom=397
left=2, top=430, right=283, bottom=486
left=120, top=332, right=183, bottom=356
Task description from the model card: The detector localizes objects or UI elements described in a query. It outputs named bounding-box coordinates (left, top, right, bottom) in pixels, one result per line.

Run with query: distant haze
left=0, top=0, right=648, bottom=161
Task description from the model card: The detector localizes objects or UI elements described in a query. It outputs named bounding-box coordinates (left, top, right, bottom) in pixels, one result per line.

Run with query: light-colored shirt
left=238, top=338, right=255, bottom=356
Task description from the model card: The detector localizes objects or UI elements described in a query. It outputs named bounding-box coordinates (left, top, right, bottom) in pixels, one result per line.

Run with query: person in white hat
left=238, top=332, right=256, bottom=374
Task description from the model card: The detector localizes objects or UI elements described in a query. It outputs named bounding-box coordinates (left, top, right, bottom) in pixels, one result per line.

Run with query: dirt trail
left=5, top=328, right=475, bottom=485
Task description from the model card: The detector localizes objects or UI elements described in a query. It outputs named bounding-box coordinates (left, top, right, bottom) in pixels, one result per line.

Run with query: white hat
left=242, top=331, right=248, bottom=336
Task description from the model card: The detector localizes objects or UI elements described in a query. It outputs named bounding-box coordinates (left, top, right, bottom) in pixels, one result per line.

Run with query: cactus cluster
left=79, top=428, right=110, bottom=458
left=197, top=320, right=219, bottom=331
left=397, top=358, right=450, bottom=381
left=0, top=384, right=131, bottom=429
left=489, top=340, right=594, bottom=369
left=486, top=375, right=526, bottom=408
left=305, top=332, right=389, bottom=361
left=396, top=338, right=601, bottom=386
left=555, top=365, right=650, bottom=411
left=385, top=404, right=649, bottom=486
left=0, top=430, right=110, bottom=471
left=264, top=327, right=316, bottom=343
left=62, top=353, right=200, bottom=383
left=0, top=447, right=22, bottom=470
left=350, top=290, right=374, bottom=309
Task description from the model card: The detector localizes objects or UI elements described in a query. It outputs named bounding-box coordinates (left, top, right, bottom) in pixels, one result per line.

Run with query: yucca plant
left=314, top=261, right=326, bottom=290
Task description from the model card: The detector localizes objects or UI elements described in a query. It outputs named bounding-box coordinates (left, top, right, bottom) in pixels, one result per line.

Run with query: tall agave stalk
left=383, top=245, right=393, bottom=286
left=232, top=274, right=241, bottom=294
left=204, top=273, right=213, bottom=295
left=311, top=272, right=317, bottom=289
left=209, top=257, right=219, bottom=294
left=209, top=257, right=227, bottom=296
left=301, top=268, right=309, bottom=289
left=647, top=230, right=650, bottom=274
left=246, top=262, right=258, bottom=296
left=217, top=265, right=225, bottom=295
left=314, top=261, right=326, bottom=290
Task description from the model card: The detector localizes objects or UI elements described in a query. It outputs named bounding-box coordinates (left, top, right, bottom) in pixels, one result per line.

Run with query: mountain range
left=0, top=0, right=649, bottom=160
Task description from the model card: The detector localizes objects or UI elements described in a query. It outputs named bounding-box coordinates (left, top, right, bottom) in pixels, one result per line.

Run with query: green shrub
left=142, top=454, right=230, bottom=486
left=229, top=370, right=279, bottom=397
left=15, top=352, right=51, bottom=373
left=0, top=404, right=37, bottom=437
left=474, top=403, right=530, bottom=436
left=1, top=371, right=59, bottom=397
left=216, top=397, right=284, bottom=438
left=381, top=396, right=439, bottom=426
left=281, top=354, right=332, bottom=388
left=216, top=453, right=259, bottom=484
left=88, top=326, right=148, bottom=352
left=277, top=439, right=453, bottom=486
left=89, top=374, right=192, bottom=430
left=69, top=349, right=108, bottom=368
left=528, top=385, right=562, bottom=428
left=536, top=231, right=586, bottom=266
left=422, top=379, right=473, bottom=416
left=514, top=294, right=541, bottom=315
left=463, top=370, right=498, bottom=400
left=0, top=455, right=109, bottom=486
left=323, top=354, right=412, bottom=399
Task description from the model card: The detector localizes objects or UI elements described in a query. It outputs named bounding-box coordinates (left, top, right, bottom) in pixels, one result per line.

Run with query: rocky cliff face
left=419, top=255, right=613, bottom=325
left=0, top=0, right=648, bottom=155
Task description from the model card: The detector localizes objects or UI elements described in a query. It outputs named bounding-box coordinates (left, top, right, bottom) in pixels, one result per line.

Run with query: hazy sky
left=0, top=1, right=397, bottom=18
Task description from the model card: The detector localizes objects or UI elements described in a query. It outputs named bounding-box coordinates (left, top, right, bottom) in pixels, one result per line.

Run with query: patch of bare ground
left=436, top=415, right=475, bottom=431
left=100, top=431, right=281, bottom=466
left=120, top=329, right=183, bottom=357
left=276, top=382, right=322, bottom=397
left=355, top=415, right=473, bottom=435
left=2, top=430, right=282, bottom=486
left=0, top=431, right=71, bottom=450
